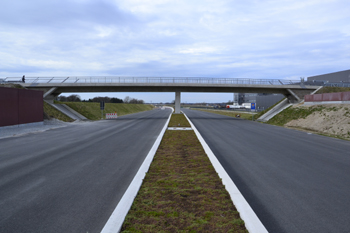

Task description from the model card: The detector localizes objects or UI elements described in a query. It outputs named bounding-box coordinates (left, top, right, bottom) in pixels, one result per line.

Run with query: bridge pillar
left=175, top=91, right=181, bottom=114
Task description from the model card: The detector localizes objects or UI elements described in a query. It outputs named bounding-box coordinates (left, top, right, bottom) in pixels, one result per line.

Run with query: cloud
left=0, top=0, right=139, bottom=28
left=0, top=0, right=349, bottom=102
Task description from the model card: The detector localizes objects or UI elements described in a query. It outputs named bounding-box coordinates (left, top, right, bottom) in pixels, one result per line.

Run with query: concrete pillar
left=175, top=91, right=181, bottom=114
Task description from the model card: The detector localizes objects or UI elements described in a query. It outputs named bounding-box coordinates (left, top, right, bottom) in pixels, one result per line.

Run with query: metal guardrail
left=4, top=76, right=300, bottom=85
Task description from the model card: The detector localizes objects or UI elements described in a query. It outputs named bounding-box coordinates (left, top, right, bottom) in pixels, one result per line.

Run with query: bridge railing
left=4, top=76, right=300, bottom=85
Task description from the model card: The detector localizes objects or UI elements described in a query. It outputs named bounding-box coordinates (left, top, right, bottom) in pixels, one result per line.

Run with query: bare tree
left=57, top=95, right=68, bottom=102
left=66, top=94, right=81, bottom=102
left=124, top=96, right=130, bottom=103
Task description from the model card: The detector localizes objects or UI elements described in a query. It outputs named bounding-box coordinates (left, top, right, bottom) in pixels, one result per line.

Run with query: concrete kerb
left=100, top=107, right=174, bottom=233
left=182, top=112, right=268, bottom=233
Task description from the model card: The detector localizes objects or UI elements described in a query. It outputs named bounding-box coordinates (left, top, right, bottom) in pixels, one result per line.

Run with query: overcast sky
left=1, top=0, right=349, bottom=102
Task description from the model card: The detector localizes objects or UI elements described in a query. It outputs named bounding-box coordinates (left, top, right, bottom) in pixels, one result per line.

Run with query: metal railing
left=4, top=76, right=300, bottom=85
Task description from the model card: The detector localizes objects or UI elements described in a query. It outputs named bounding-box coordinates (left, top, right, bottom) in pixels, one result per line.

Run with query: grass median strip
left=121, top=113, right=247, bottom=232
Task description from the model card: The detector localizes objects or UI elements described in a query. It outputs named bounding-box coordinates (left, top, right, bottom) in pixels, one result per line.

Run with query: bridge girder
left=21, top=83, right=320, bottom=109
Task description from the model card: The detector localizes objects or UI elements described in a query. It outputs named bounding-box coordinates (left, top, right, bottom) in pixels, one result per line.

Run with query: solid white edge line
left=101, top=107, right=174, bottom=233
left=183, top=112, right=268, bottom=233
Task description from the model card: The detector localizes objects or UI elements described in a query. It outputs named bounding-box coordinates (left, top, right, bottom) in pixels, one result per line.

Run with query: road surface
left=0, top=108, right=171, bottom=233
left=183, top=109, right=350, bottom=233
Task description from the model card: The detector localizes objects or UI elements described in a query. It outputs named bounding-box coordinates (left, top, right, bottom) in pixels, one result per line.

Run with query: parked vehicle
left=226, top=103, right=251, bottom=109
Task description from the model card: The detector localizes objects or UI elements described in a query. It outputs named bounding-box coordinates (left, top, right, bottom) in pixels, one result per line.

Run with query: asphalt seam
left=100, top=108, right=173, bottom=233
left=183, top=112, right=268, bottom=233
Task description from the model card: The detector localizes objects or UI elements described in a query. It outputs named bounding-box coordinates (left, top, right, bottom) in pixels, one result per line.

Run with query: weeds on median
left=121, top=114, right=247, bottom=232
left=168, top=113, right=191, bottom=127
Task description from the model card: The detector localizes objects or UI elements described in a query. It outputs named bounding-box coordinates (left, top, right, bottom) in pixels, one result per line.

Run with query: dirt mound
left=285, top=104, right=350, bottom=139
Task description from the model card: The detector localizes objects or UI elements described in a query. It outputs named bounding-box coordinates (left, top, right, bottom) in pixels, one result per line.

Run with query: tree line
left=57, top=95, right=144, bottom=104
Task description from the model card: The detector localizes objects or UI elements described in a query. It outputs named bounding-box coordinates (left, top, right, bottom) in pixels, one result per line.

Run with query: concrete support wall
left=0, top=87, right=43, bottom=127
left=175, top=91, right=181, bottom=114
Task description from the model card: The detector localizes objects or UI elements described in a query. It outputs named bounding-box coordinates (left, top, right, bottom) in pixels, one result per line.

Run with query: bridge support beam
left=43, top=87, right=58, bottom=104
left=175, top=91, right=181, bottom=114
left=286, top=89, right=301, bottom=103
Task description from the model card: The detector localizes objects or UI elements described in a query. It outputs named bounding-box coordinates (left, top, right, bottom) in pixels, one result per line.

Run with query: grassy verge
left=316, top=86, right=350, bottom=94
left=267, top=105, right=327, bottom=126
left=57, top=102, right=153, bottom=120
left=0, top=83, right=24, bottom=89
left=43, top=102, right=74, bottom=122
left=121, top=114, right=247, bottom=232
left=193, top=109, right=255, bottom=120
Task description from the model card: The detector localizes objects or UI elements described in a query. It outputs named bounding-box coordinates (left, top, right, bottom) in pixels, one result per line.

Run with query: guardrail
left=4, top=76, right=300, bottom=85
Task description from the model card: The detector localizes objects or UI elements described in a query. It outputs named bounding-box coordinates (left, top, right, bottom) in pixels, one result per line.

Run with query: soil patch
left=285, top=104, right=350, bottom=139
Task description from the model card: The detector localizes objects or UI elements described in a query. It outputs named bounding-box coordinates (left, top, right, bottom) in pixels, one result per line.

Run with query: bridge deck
left=5, top=76, right=319, bottom=93
left=6, top=76, right=302, bottom=85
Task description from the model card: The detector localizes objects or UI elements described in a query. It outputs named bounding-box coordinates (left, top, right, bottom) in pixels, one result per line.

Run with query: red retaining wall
left=305, top=92, right=350, bottom=102
left=0, top=87, right=43, bottom=127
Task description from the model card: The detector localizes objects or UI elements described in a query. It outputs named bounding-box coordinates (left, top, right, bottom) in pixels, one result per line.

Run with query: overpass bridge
left=5, top=76, right=320, bottom=113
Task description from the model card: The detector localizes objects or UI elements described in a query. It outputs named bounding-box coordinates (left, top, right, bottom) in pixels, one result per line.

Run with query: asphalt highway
left=183, top=109, right=350, bottom=233
left=0, top=108, right=171, bottom=233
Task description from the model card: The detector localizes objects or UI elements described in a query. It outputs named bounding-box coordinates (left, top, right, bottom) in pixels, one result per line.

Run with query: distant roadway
left=0, top=109, right=171, bottom=232
left=183, top=109, right=350, bottom=233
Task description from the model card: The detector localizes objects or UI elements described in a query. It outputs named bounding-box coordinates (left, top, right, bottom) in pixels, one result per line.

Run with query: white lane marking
left=183, top=111, right=269, bottom=233
left=167, top=127, right=192, bottom=130
left=101, top=108, right=174, bottom=233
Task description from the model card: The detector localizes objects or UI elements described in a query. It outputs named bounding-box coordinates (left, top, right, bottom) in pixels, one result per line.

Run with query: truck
left=226, top=103, right=251, bottom=109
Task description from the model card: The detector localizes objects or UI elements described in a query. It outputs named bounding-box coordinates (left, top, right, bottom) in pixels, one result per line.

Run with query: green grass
left=194, top=99, right=286, bottom=121
left=57, top=102, right=153, bottom=120
left=267, top=105, right=327, bottom=126
left=188, top=99, right=286, bottom=121
left=121, top=114, right=247, bottom=232
left=316, top=87, right=350, bottom=94
left=194, top=109, right=255, bottom=120
left=43, top=102, right=74, bottom=122
left=0, top=83, right=24, bottom=89
left=168, top=113, right=191, bottom=127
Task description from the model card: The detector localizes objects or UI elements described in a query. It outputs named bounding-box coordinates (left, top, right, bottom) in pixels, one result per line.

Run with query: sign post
left=251, top=103, right=256, bottom=110
left=251, top=103, right=256, bottom=121
left=100, top=101, right=105, bottom=119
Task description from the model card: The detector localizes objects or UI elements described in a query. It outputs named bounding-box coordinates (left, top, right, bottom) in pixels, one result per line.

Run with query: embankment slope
left=268, top=104, right=350, bottom=140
